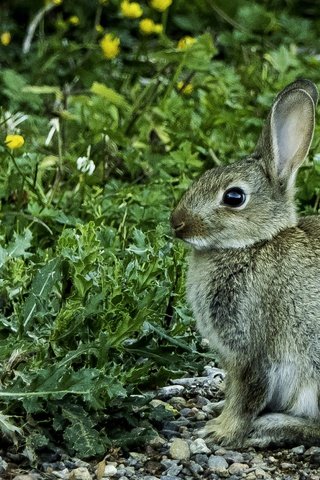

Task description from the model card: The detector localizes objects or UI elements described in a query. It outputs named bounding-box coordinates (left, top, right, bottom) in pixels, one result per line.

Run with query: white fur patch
left=268, top=361, right=319, bottom=419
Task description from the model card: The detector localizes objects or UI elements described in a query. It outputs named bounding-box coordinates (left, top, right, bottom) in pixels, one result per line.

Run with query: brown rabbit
left=171, top=79, right=320, bottom=448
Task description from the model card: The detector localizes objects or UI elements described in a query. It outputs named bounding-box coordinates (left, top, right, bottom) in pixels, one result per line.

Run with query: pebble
left=228, top=462, right=249, bottom=475
left=291, top=445, right=305, bottom=454
left=189, top=438, right=210, bottom=454
left=158, top=385, right=185, bottom=398
left=208, top=454, right=229, bottom=475
left=69, top=467, right=92, bottom=480
left=254, top=468, right=272, bottom=478
left=169, top=438, right=190, bottom=460
left=193, top=453, right=208, bottom=466
left=304, top=446, right=320, bottom=456
left=103, top=464, right=117, bottom=476
left=224, top=450, right=245, bottom=464
left=0, top=456, right=8, bottom=473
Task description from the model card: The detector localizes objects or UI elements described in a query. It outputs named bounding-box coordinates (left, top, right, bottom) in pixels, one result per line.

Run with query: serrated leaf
left=90, top=82, right=130, bottom=110
left=23, top=257, right=62, bottom=329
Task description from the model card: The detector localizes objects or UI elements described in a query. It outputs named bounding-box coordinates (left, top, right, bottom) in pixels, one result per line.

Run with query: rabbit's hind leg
left=245, top=413, right=320, bottom=448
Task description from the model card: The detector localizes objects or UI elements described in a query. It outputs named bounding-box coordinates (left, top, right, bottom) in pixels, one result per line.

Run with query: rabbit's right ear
left=255, top=79, right=318, bottom=188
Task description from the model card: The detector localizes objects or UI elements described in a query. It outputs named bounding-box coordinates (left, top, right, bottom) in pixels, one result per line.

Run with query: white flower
left=76, top=156, right=96, bottom=175
left=45, top=118, right=60, bottom=146
left=3, top=111, right=28, bottom=131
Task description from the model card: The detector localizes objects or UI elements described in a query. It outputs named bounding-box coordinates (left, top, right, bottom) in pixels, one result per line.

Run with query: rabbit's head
left=171, top=79, right=318, bottom=250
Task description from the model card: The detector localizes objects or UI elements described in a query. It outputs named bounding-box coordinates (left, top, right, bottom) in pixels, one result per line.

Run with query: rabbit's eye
left=222, top=187, right=246, bottom=207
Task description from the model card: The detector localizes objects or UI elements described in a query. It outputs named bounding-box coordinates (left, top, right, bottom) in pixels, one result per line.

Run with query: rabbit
left=170, top=79, right=320, bottom=448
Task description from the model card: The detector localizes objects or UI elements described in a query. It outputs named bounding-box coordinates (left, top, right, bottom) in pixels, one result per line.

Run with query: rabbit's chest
left=187, top=250, right=251, bottom=356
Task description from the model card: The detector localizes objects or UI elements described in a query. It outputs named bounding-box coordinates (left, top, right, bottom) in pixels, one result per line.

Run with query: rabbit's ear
left=255, top=80, right=317, bottom=186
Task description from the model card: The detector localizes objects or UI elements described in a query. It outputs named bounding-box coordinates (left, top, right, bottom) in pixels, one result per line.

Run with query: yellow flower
left=121, top=0, right=143, bottom=18
left=69, top=15, right=80, bottom=25
left=139, top=18, right=155, bottom=34
left=1, top=32, right=11, bottom=46
left=177, top=36, right=196, bottom=50
left=139, top=18, right=162, bottom=35
left=177, top=81, right=193, bottom=95
left=95, top=24, right=104, bottom=34
left=153, top=23, right=163, bottom=34
left=100, top=33, right=120, bottom=59
left=53, top=0, right=62, bottom=5
left=150, top=0, right=172, bottom=12
left=5, top=134, right=25, bottom=149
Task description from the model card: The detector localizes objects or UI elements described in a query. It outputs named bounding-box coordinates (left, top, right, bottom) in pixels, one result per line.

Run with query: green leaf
left=23, top=85, right=63, bottom=100
left=90, top=82, right=130, bottom=110
left=23, top=257, right=62, bottom=329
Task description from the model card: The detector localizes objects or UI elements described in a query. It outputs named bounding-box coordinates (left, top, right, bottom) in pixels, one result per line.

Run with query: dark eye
left=222, top=187, right=246, bottom=207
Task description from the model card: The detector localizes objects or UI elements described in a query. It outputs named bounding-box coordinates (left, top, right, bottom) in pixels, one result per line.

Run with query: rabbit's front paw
left=198, top=415, right=246, bottom=447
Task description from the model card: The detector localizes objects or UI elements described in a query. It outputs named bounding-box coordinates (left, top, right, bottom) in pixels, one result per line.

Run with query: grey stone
left=291, top=445, right=305, bottom=455
left=103, top=464, right=117, bottom=476
left=160, top=477, right=181, bottom=480
left=228, top=462, right=249, bottom=475
left=0, top=457, right=8, bottom=474
left=169, top=438, right=190, bottom=460
left=193, top=453, right=208, bottom=466
left=190, top=438, right=210, bottom=454
left=254, top=468, right=272, bottom=479
left=208, top=455, right=228, bottom=470
left=224, top=450, right=245, bottom=464
left=304, top=446, right=320, bottom=456
left=166, top=464, right=183, bottom=477
left=158, top=385, right=185, bottom=398
left=189, top=460, right=203, bottom=474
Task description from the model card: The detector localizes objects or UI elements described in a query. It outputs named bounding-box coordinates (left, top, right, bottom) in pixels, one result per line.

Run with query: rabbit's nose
left=170, top=210, right=187, bottom=237
left=173, top=221, right=185, bottom=232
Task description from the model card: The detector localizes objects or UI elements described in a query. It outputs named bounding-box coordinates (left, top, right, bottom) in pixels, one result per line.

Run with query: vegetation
left=0, top=0, right=320, bottom=460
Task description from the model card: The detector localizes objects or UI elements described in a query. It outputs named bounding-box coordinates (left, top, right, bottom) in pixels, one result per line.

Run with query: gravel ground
left=2, top=365, right=320, bottom=480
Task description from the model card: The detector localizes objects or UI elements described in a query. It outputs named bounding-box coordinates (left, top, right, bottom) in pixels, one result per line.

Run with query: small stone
left=118, top=477, right=129, bottom=480
left=72, top=459, right=90, bottom=468
left=0, top=457, right=8, bottom=475
left=291, top=445, right=305, bottom=455
left=53, top=469, right=69, bottom=479
left=158, top=385, right=185, bottom=398
left=103, top=464, right=117, bottom=476
left=281, top=462, right=296, bottom=470
left=254, top=468, right=272, bottom=479
left=304, top=446, right=320, bottom=456
left=224, top=451, right=245, bottom=464
left=160, top=477, right=180, bottom=480
left=193, top=453, right=208, bottom=466
left=69, top=467, right=92, bottom=480
left=168, top=397, right=187, bottom=407
left=190, top=438, right=210, bottom=454
left=169, top=438, right=190, bottom=460
left=268, top=456, right=277, bottom=463
left=130, top=452, right=148, bottom=462
left=166, top=464, right=183, bottom=476
left=195, top=411, right=207, bottom=421
left=208, top=454, right=229, bottom=476
left=246, top=474, right=257, bottom=480
left=189, top=461, right=203, bottom=474
left=150, top=435, right=167, bottom=447
left=228, top=463, right=249, bottom=475
left=251, top=454, right=264, bottom=465
left=180, top=408, right=194, bottom=417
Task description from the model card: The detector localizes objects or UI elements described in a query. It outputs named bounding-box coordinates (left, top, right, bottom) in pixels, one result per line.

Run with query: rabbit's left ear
left=255, top=80, right=317, bottom=186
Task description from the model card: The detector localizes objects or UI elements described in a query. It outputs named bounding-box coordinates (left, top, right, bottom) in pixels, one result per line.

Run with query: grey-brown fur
left=171, top=79, right=320, bottom=447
